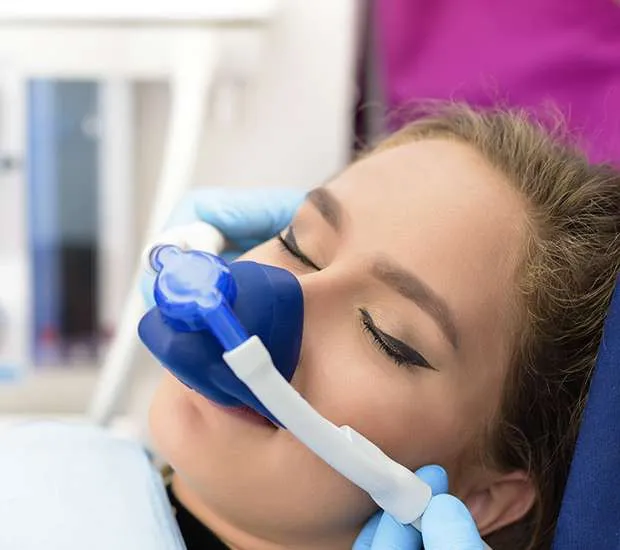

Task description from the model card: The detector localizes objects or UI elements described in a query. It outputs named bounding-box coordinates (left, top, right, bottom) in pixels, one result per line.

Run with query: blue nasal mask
left=139, top=244, right=303, bottom=425
left=137, top=222, right=435, bottom=535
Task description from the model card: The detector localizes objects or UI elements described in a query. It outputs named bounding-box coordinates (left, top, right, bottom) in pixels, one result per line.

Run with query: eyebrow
left=307, top=188, right=341, bottom=231
left=371, top=260, right=459, bottom=350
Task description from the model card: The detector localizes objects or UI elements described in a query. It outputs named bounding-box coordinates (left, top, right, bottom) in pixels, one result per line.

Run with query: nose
left=229, top=260, right=304, bottom=382
left=236, top=241, right=353, bottom=384
left=280, top=265, right=356, bottom=398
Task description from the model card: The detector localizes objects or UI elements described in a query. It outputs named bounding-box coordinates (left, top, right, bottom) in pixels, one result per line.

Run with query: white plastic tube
left=224, top=335, right=432, bottom=525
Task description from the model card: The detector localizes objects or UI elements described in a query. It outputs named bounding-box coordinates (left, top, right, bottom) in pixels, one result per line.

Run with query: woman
left=146, top=105, right=620, bottom=550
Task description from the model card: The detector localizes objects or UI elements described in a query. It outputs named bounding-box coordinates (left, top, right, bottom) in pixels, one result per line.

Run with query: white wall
left=135, top=0, right=360, bottom=238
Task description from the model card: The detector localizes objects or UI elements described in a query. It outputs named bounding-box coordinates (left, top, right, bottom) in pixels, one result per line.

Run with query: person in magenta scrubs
left=376, top=0, right=620, bottom=163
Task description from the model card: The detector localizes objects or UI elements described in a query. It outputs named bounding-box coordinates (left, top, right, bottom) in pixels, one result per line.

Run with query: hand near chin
left=353, top=465, right=485, bottom=550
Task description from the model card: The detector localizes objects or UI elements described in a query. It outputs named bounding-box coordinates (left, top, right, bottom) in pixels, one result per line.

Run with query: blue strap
left=553, top=278, right=620, bottom=548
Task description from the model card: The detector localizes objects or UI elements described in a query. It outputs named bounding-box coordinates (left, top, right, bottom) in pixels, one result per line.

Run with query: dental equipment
left=138, top=224, right=492, bottom=548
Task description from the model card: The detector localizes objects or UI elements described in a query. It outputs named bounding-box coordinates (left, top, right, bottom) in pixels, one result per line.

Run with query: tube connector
left=149, top=245, right=248, bottom=349
left=142, top=222, right=226, bottom=277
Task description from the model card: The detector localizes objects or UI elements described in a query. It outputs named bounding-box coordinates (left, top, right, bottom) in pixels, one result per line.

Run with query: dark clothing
left=166, top=482, right=229, bottom=550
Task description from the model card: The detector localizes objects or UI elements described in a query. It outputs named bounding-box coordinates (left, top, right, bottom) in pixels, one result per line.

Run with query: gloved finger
left=371, top=513, right=422, bottom=550
left=414, top=464, right=449, bottom=496
left=354, top=466, right=448, bottom=550
left=421, top=494, right=485, bottom=550
left=163, top=193, right=203, bottom=229
left=194, top=188, right=305, bottom=241
left=352, top=512, right=382, bottom=550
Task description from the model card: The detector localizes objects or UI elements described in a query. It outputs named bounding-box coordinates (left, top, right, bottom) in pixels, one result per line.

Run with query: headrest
left=0, top=422, right=186, bottom=550
left=553, top=278, right=620, bottom=548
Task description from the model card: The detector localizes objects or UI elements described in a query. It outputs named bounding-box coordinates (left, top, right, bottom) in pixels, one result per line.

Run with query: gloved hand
left=353, top=465, right=485, bottom=550
left=142, top=187, right=305, bottom=307
left=164, top=186, right=306, bottom=253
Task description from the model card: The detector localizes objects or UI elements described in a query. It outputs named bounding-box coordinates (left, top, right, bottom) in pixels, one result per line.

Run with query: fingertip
left=164, top=193, right=201, bottom=229
left=193, top=187, right=304, bottom=240
left=426, top=493, right=471, bottom=516
left=422, top=494, right=483, bottom=549
left=352, top=512, right=382, bottom=550
left=372, top=513, right=422, bottom=549
left=279, top=188, right=307, bottom=209
left=415, top=465, right=449, bottom=495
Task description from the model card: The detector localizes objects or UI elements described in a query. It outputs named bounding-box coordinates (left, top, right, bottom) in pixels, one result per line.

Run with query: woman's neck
left=171, top=474, right=357, bottom=550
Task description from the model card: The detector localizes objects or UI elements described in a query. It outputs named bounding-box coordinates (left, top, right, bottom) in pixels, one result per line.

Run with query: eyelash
left=277, top=229, right=434, bottom=371
left=360, top=309, right=433, bottom=370
left=277, top=229, right=321, bottom=270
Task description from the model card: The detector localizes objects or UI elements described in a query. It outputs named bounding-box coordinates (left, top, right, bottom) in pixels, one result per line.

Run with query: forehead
left=326, top=139, right=527, bottom=358
left=333, top=139, right=521, bottom=222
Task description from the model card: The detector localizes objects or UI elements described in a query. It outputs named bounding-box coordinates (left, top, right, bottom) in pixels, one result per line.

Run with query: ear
left=462, top=470, right=536, bottom=536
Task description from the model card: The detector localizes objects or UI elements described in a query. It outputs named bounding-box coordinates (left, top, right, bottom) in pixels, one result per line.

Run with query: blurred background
left=0, top=0, right=618, bottom=437
left=0, top=0, right=361, bottom=436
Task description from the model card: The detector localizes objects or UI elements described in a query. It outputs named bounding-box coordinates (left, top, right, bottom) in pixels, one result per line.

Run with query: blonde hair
left=372, top=104, right=620, bottom=549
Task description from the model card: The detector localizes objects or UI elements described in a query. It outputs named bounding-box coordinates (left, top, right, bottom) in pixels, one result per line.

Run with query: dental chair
left=0, top=278, right=618, bottom=549
left=551, top=277, right=620, bottom=549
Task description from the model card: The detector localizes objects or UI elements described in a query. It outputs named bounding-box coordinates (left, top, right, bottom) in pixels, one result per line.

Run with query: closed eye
left=360, top=308, right=435, bottom=370
left=277, top=227, right=321, bottom=271
left=277, top=228, right=434, bottom=371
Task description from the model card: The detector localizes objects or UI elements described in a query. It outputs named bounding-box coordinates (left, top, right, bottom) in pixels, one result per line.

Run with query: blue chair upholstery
left=553, top=278, right=620, bottom=548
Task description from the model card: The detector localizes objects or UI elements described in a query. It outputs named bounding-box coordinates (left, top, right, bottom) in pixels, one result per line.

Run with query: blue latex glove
left=353, top=465, right=485, bottom=550
left=421, top=495, right=486, bottom=550
left=142, top=187, right=305, bottom=307
left=165, top=187, right=305, bottom=253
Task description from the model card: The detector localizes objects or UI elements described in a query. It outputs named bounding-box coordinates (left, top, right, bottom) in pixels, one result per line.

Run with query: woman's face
left=149, top=139, right=529, bottom=548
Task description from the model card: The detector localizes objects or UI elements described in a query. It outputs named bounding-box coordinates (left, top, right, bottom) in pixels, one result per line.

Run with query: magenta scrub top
left=376, top=0, right=620, bottom=163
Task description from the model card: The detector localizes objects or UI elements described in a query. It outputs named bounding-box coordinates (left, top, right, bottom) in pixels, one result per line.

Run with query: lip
left=197, top=392, right=277, bottom=429
left=216, top=403, right=278, bottom=428
left=175, top=376, right=278, bottom=430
